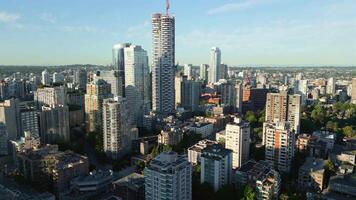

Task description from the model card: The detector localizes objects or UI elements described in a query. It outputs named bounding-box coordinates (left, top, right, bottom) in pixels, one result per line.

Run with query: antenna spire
left=166, top=0, right=170, bottom=15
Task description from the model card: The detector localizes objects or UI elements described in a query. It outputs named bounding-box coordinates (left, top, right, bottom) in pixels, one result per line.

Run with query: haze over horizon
left=0, top=0, right=356, bottom=66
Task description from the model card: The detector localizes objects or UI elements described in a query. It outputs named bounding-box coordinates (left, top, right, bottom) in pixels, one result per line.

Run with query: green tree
left=136, top=160, right=145, bottom=173
left=241, top=185, right=256, bottom=200
left=343, top=126, right=354, bottom=137
left=245, top=111, right=257, bottom=125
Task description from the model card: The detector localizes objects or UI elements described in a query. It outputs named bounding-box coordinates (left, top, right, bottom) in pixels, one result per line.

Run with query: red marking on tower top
left=166, top=0, right=170, bottom=15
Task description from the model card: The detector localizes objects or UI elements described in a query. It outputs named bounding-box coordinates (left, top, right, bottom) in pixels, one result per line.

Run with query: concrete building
left=34, top=86, right=66, bottom=107
left=39, top=105, right=70, bottom=143
left=236, top=160, right=281, bottom=200
left=124, top=44, right=151, bottom=127
left=10, top=131, right=40, bottom=164
left=53, top=72, right=64, bottom=84
left=265, top=92, right=301, bottom=134
left=200, top=64, right=209, bottom=83
left=0, top=99, right=21, bottom=140
left=20, top=108, right=39, bottom=137
left=94, top=70, right=121, bottom=97
left=60, top=170, right=114, bottom=200
left=113, top=43, right=131, bottom=97
left=225, top=117, right=250, bottom=169
left=219, top=63, right=228, bottom=80
left=189, top=123, right=213, bottom=138
left=144, top=151, right=192, bottom=200
left=263, top=121, right=295, bottom=173
left=84, top=80, right=112, bottom=133
left=184, top=64, right=193, bottom=80
left=175, top=75, right=201, bottom=112
left=200, top=144, right=232, bottom=192
left=17, top=145, right=89, bottom=193
left=74, top=68, right=87, bottom=90
left=298, top=157, right=325, bottom=192
left=0, top=123, right=7, bottom=155
left=294, top=80, right=307, bottom=105
left=41, top=69, right=51, bottom=86
left=151, top=13, right=175, bottom=115
left=209, top=47, right=221, bottom=83
left=328, top=172, right=356, bottom=197
left=327, top=77, right=336, bottom=95
left=236, top=82, right=243, bottom=113
left=187, top=139, right=218, bottom=165
left=103, top=97, right=134, bottom=160
left=296, top=134, right=312, bottom=152
left=158, top=128, right=182, bottom=146
left=352, top=78, right=356, bottom=104
left=113, top=173, right=145, bottom=200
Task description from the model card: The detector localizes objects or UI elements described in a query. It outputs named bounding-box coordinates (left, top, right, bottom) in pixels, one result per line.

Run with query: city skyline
left=1, top=0, right=356, bottom=66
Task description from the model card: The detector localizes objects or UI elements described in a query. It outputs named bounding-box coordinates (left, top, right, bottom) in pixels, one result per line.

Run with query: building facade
left=225, top=117, right=250, bottom=169
left=152, top=13, right=175, bottom=115
left=144, top=152, right=192, bottom=200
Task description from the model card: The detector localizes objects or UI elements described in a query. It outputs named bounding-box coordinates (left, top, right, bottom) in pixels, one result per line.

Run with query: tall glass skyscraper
left=151, top=12, right=175, bottom=115
left=112, top=43, right=131, bottom=97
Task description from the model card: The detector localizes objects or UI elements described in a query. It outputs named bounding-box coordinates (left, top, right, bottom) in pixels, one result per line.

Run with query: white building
left=294, top=80, right=307, bottom=105
left=34, top=86, right=66, bottom=107
left=152, top=13, right=175, bottom=115
left=124, top=44, right=150, bottom=127
left=175, top=76, right=201, bottom=112
left=326, top=77, right=336, bottom=95
left=189, top=123, right=213, bottom=138
left=225, top=117, right=250, bottom=169
left=209, top=47, right=221, bottom=84
left=41, top=69, right=51, bottom=86
left=184, top=64, right=193, bottom=80
left=187, top=139, right=218, bottom=165
left=263, top=121, right=295, bottom=173
left=201, top=144, right=232, bottom=192
left=144, top=152, right=192, bottom=200
left=103, top=97, right=134, bottom=160
left=351, top=77, right=356, bottom=104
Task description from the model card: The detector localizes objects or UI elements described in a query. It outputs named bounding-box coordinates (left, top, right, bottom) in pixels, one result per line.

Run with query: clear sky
left=0, top=0, right=355, bottom=66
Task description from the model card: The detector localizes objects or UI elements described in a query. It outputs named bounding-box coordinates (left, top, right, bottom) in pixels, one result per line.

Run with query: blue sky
left=0, top=0, right=355, bottom=66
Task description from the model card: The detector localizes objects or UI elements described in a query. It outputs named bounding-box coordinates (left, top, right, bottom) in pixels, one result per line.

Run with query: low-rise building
left=235, top=160, right=281, bottom=200
left=336, top=150, right=356, bottom=165
left=296, top=134, right=311, bottom=152
left=158, top=128, right=183, bottom=146
left=187, top=139, right=218, bottom=165
left=60, top=170, right=114, bottom=200
left=298, top=157, right=325, bottom=192
left=113, top=173, right=145, bottom=200
left=328, top=172, right=356, bottom=197
left=189, top=122, right=213, bottom=138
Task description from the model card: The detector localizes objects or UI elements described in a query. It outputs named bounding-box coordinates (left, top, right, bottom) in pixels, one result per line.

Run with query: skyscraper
left=225, top=117, right=250, bottom=169
left=235, top=82, right=243, bottom=113
left=199, top=64, right=209, bottom=83
left=94, top=70, right=121, bottom=97
left=41, top=69, right=51, bottom=86
left=113, top=43, right=131, bottom=97
left=84, top=80, right=112, bottom=133
left=152, top=10, right=175, bottom=115
left=265, top=92, right=301, bottom=134
left=183, top=64, right=193, bottom=80
left=326, top=77, right=336, bottom=95
left=209, top=47, right=221, bottom=84
left=263, top=121, right=295, bottom=173
left=103, top=97, right=133, bottom=160
left=124, top=44, right=150, bottom=127
left=74, top=68, right=87, bottom=90
left=144, top=151, right=192, bottom=200
left=294, top=80, right=307, bottom=105
left=34, top=86, right=66, bottom=108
